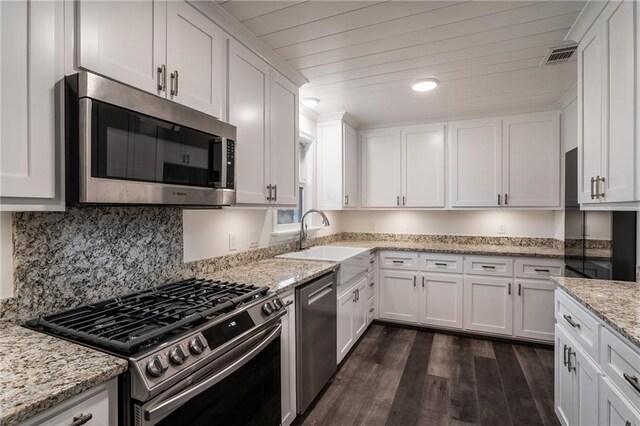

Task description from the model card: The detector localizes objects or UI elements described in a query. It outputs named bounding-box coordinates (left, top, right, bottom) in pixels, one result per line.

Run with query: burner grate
left=34, top=278, right=268, bottom=354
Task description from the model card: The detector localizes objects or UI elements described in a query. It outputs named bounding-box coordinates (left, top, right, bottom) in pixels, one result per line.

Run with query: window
left=273, top=134, right=313, bottom=234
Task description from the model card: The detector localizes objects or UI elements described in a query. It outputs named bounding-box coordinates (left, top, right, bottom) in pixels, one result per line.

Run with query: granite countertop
left=0, top=324, right=128, bottom=426
left=552, top=276, right=640, bottom=349
left=208, top=258, right=340, bottom=294
left=327, top=239, right=565, bottom=259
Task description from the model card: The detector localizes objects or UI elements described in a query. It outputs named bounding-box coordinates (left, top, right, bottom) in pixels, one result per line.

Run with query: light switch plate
left=369, top=220, right=376, bottom=231
left=229, top=233, right=237, bottom=251
left=249, top=232, right=259, bottom=248
left=498, top=223, right=506, bottom=235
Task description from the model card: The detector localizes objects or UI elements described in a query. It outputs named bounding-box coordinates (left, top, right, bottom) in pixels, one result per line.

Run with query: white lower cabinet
left=280, top=292, right=296, bottom=426
left=463, top=276, right=513, bottom=336
left=419, top=273, right=463, bottom=329
left=513, top=279, right=556, bottom=341
left=20, top=379, right=117, bottom=425
left=378, top=269, right=418, bottom=323
left=337, top=275, right=368, bottom=364
left=600, top=377, right=640, bottom=426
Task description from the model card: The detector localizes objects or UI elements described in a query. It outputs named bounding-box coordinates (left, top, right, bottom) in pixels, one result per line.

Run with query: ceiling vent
left=540, top=44, right=578, bottom=67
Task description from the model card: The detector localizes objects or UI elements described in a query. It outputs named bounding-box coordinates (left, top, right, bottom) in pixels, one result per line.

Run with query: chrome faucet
left=299, top=209, right=331, bottom=250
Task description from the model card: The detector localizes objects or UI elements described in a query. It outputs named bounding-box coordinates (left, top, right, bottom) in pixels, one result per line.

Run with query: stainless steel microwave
left=65, top=71, right=236, bottom=207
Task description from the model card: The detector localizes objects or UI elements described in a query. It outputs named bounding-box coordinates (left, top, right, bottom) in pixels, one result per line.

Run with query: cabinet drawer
left=599, top=376, right=640, bottom=426
left=420, top=253, right=463, bottom=274
left=367, top=297, right=376, bottom=325
left=366, top=270, right=376, bottom=301
left=514, top=258, right=563, bottom=279
left=379, top=251, right=418, bottom=270
left=555, top=290, right=600, bottom=361
left=600, top=327, right=640, bottom=413
left=464, top=256, right=513, bottom=277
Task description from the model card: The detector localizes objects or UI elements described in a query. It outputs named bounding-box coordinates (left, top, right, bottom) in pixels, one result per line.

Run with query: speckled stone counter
left=552, top=276, right=640, bottom=349
left=0, top=324, right=128, bottom=426
left=206, top=258, right=340, bottom=294
left=327, top=239, right=565, bottom=259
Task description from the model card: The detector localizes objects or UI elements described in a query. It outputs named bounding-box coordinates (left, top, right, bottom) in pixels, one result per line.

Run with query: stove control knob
left=188, top=336, right=205, bottom=355
left=146, top=356, right=167, bottom=378
left=262, top=302, right=274, bottom=316
left=169, top=345, right=188, bottom=365
left=272, top=298, right=283, bottom=310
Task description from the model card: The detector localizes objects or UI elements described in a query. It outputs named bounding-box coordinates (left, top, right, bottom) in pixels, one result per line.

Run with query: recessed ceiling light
left=411, top=78, right=439, bottom=92
left=302, top=97, right=320, bottom=108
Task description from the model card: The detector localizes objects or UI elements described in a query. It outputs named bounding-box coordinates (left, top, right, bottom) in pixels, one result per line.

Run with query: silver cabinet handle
left=413, top=276, right=416, bottom=287
left=563, top=314, right=581, bottom=329
left=596, top=176, right=605, bottom=199
left=563, top=344, right=569, bottom=366
left=369, top=281, right=374, bottom=287
left=534, top=268, right=550, bottom=273
left=623, top=373, right=640, bottom=393
left=369, top=307, right=374, bottom=313
left=186, top=154, right=190, bottom=164
left=266, top=185, right=272, bottom=201
left=273, top=185, right=277, bottom=202
left=369, top=260, right=375, bottom=264
left=435, top=262, right=447, bottom=267
left=397, top=195, right=400, bottom=206
left=402, top=195, right=406, bottom=206
left=504, top=193, right=508, bottom=206
left=508, top=283, right=511, bottom=295
left=171, top=70, right=179, bottom=96
left=70, top=413, right=93, bottom=426
left=590, top=176, right=596, bottom=199
left=157, top=65, right=166, bottom=91
left=392, top=260, right=404, bottom=264
left=518, top=283, right=521, bottom=296
left=345, top=194, right=348, bottom=205
left=481, top=265, right=496, bottom=269
left=422, top=276, right=425, bottom=288
left=568, top=348, right=576, bottom=372
left=498, top=193, right=501, bottom=205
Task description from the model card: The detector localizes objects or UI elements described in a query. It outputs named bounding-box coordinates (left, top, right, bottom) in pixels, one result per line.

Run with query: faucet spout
left=299, top=209, right=331, bottom=250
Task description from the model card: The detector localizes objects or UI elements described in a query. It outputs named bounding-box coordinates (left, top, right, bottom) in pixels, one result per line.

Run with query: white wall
left=0, top=212, right=13, bottom=298
left=183, top=208, right=342, bottom=262
left=341, top=210, right=559, bottom=239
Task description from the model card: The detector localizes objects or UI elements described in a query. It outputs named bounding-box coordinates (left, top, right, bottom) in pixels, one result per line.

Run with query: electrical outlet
left=249, top=232, right=259, bottom=248
left=369, top=220, right=376, bottom=232
left=498, top=223, right=506, bottom=235
left=229, top=233, right=237, bottom=251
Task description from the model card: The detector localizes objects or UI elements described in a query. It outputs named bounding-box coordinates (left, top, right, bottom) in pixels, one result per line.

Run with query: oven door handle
left=143, top=323, right=282, bottom=423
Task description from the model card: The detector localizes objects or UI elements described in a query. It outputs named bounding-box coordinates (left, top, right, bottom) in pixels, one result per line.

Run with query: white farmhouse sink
left=277, top=245, right=369, bottom=262
left=277, top=246, right=370, bottom=291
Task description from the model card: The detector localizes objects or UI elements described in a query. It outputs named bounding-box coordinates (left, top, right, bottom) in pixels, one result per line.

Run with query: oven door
left=135, top=323, right=281, bottom=426
left=77, top=98, right=235, bottom=206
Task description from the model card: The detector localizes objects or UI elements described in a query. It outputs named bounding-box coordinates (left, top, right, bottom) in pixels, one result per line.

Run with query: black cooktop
left=28, top=278, right=268, bottom=355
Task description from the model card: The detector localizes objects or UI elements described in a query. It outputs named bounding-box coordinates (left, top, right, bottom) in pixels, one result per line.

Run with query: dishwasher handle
left=307, top=283, right=334, bottom=305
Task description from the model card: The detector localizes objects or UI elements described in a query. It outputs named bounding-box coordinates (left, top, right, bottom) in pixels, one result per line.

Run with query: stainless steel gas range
left=27, top=278, right=286, bottom=426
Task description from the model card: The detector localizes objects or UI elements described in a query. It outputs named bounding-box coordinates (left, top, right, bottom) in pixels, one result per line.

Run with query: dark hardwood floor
left=298, top=323, right=559, bottom=426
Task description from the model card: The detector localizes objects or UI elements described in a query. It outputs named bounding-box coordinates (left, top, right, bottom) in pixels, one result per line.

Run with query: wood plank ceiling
left=220, top=1, right=584, bottom=126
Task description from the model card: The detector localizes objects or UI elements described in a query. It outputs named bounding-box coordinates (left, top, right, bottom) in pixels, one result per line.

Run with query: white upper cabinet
left=166, top=1, right=226, bottom=118
left=78, top=0, right=166, bottom=95
left=577, top=0, right=638, bottom=205
left=317, top=113, right=358, bottom=210
left=269, top=71, right=298, bottom=206
left=502, top=112, right=560, bottom=207
left=228, top=40, right=270, bottom=204
left=229, top=40, right=299, bottom=207
left=449, top=118, right=503, bottom=207
left=1, top=0, right=63, bottom=204
left=361, top=128, right=402, bottom=207
left=78, top=0, right=225, bottom=118
left=402, top=124, right=445, bottom=208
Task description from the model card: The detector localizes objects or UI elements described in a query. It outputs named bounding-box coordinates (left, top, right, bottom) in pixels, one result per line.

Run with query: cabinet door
left=379, top=270, right=418, bottom=323
left=600, top=377, right=640, bottom=426
left=513, top=279, right=555, bottom=342
left=463, top=276, right=512, bottom=335
left=419, top=273, right=463, bottom=329
left=343, top=123, right=358, bottom=208
left=574, top=347, right=601, bottom=426
left=555, top=325, right=575, bottom=426
left=337, top=288, right=355, bottom=364
left=361, top=128, right=402, bottom=207
left=449, top=118, right=502, bottom=207
left=228, top=40, right=269, bottom=204
left=354, top=278, right=368, bottom=339
left=502, top=112, right=560, bottom=207
left=317, top=120, right=343, bottom=210
left=166, top=1, right=226, bottom=118
left=600, top=0, right=636, bottom=203
left=578, top=22, right=603, bottom=204
left=401, top=124, right=445, bottom=207
left=78, top=0, right=166, bottom=95
left=269, top=71, right=299, bottom=206
left=280, top=293, right=296, bottom=426
left=0, top=0, right=62, bottom=199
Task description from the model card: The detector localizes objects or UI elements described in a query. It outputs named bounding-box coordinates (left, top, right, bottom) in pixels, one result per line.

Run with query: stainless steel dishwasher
left=296, top=272, right=337, bottom=414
